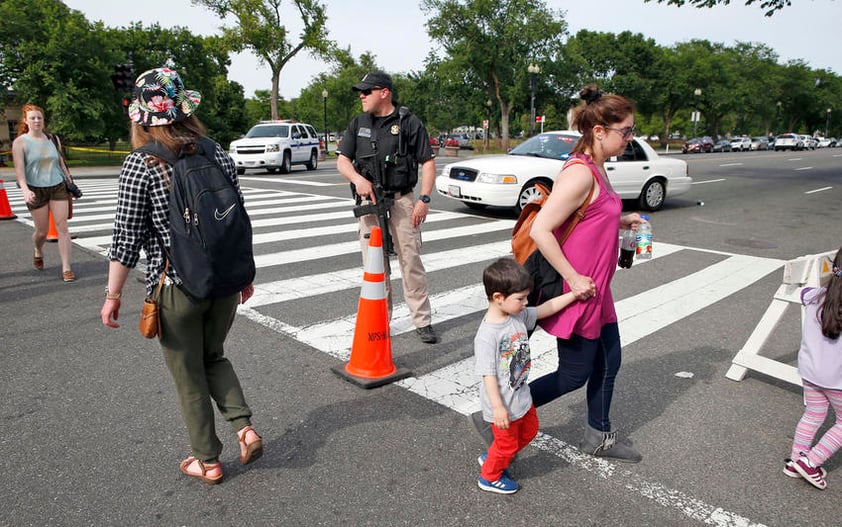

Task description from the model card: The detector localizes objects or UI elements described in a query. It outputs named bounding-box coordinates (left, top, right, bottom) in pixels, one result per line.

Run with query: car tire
left=638, top=178, right=666, bottom=211
left=236, top=167, right=245, bottom=175
left=305, top=149, right=318, bottom=170
left=280, top=151, right=292, bottom=174
left=516, top=179, right=552, bottom=214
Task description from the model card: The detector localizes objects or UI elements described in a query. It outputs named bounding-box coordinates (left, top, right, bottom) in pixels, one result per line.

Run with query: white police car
left=229, top=121, right=321, bottom=175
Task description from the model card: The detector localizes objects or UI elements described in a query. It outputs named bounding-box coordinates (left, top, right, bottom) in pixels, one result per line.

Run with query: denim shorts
left=27, top=183, right=68, bottom=210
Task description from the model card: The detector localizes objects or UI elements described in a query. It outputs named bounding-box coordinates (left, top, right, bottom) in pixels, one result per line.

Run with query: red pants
left=481, top=405, right=539, bottom=481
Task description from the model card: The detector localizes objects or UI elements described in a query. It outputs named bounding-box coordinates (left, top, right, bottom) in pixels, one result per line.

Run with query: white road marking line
left=240, top=176, right=336, bottom=186
left=692, top=178, right=727, bottom=184
left=252, top=220, right=514, bottom=268
left=805, top=186, right=832, bottom=194
left=794, top=166, right=813, bottom=171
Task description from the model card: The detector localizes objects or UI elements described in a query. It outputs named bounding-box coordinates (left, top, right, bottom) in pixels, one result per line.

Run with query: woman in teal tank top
left=12, top=104, right=75, bottom=281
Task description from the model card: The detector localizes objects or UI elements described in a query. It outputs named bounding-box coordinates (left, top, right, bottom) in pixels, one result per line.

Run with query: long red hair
left=17, top=104, right=48, bottom=136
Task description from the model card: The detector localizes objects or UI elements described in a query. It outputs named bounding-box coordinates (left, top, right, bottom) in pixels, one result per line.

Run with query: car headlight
left=266, top=144, right=280, bottom=153
left=476, top=172, right=518, bottom=184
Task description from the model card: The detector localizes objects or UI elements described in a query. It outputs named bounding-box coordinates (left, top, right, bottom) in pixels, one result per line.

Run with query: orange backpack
left=511, top=158, right=596, bottom=264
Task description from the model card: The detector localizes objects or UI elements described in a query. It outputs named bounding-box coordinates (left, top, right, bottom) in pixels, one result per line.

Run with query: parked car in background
left=682, top=136, right=714, bottom=153
left=435, top=131, right=692, bottom=213
left=774, top=133, right=802, bottom=151
left=800, top=135, right=817, bottom=150
left=712, top=139, right=732, bottom=152
left=817, top=137, right=837, bottom=148
left=750, top=136, right=769, bottom=150
left=730, top=136, right=752, bottom=151
left=229, top=120, right=321, bottom=174
left=446, top=133, right=474, bottom=149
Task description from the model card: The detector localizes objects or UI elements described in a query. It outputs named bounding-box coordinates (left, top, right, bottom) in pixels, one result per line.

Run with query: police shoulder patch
left=390, top=124, right=400, bottom=135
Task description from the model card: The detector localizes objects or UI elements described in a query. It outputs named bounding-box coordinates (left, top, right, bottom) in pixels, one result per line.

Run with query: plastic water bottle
left=618, top=229, right=636, bottom=268
left=636, top=215, right=653, bottom=260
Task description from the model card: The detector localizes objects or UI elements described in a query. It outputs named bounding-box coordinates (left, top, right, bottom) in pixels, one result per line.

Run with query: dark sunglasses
left=604, top=124, right=636, bottom=140
left=360, top=87, right=383, bottom=96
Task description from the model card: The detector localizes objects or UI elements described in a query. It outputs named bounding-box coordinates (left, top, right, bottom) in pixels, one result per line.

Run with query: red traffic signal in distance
left=110, top=63, right=134, bottom=91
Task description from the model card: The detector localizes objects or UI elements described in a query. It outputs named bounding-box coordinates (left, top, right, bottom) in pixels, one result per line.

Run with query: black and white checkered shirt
left=106, top=139, right=242, bottom=297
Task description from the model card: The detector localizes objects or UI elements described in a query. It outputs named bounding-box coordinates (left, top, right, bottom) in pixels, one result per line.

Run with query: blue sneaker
left=477, top=452, right=512, bottom=479
left=477, top=474, right=519, bottom=494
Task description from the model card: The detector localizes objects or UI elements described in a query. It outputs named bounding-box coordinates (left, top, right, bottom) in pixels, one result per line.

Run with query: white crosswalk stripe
left=5, top=176, right=778, bottom=527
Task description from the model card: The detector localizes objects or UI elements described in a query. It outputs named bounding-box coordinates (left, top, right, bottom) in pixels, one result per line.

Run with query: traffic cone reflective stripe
left=332, top=226, right=411, bottom=388
left=0, top=179, right=16, bottom=220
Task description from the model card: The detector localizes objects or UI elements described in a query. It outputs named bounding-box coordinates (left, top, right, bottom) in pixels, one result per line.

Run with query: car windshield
left=509, top=133, right=577, bottom=160
left=246, top=125, right=290, bottom=138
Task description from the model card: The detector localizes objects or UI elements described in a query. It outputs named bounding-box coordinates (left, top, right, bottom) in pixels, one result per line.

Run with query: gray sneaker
left=416, top=325, right=438, bottom=344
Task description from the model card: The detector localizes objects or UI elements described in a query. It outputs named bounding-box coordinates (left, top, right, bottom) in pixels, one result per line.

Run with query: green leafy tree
left=422, top=0, right=567, bottom=149
left=644, top=0, right=793, bottom=17
left=0, top=0, right=124, bottom=142
left=112, top=23, right=248, bottom=146
left=195, top=0, right=333, bottom=121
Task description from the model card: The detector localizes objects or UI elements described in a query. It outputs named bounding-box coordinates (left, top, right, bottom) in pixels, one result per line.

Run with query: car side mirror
left=292, top=133, right=301, bottom=139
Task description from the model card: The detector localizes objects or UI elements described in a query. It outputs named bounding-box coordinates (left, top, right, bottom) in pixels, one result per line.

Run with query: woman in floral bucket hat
left=101, top=67, right=263, bottom=485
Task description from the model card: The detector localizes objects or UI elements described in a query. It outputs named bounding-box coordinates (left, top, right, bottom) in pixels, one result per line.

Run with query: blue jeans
left=529, top=322, right=621, bottom=432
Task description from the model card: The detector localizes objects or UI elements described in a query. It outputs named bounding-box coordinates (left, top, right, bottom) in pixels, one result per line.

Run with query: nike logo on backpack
left=214, top=203, right=237, bottom=221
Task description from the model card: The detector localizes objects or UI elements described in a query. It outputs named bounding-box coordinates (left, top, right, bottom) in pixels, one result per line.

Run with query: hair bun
left=582, top=89, right=602, bottom=105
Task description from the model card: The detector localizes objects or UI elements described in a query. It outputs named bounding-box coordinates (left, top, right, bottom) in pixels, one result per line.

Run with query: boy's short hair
left=483, top=257, right=533, bottom=299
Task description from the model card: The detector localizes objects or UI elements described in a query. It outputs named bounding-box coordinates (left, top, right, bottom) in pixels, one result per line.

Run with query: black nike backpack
left=138, top=137, right=255, bottom=300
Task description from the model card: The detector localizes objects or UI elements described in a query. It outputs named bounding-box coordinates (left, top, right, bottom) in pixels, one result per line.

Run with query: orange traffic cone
left=0, top=179, right=16, bottom=220
left=332, top=226, right=411, bottom=388
left=46, top=211, right=59, bottom=242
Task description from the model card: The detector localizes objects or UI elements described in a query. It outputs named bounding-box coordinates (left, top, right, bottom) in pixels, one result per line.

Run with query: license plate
left=245, top=161, right=256, bottom=165
left=448, top=185, right=462, bottom=198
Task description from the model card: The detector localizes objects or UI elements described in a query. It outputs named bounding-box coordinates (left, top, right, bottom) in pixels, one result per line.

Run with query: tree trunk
left=270, top=70, right=281, bottom=120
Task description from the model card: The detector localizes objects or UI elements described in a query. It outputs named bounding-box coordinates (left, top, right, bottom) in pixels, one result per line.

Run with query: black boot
left=580, top=424, right=642, bottom=463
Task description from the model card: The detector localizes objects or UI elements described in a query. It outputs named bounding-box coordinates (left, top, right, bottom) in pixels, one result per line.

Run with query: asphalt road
left=1, top=147, right=841, bottom=526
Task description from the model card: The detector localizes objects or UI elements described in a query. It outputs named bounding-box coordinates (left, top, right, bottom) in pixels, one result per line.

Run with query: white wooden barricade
left=726, top=250, right=836, bottom=385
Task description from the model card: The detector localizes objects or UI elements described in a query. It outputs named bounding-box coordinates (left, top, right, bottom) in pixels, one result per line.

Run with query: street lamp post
left=321, top=89, right=328, bottom=154
left=775, top=101, right=782, bottom=135
left=692, top=88, right=701, bottom=138
left=826, top=108, right=832, bottom=137
left=528, top=64, right=540, bottom=136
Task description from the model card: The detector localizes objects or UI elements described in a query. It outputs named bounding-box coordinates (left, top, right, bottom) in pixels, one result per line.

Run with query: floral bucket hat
left=128, top=68, right=202, bottom=127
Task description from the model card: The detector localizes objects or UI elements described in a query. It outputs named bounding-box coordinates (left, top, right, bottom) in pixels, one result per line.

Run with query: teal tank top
left=23, top=135, right=65, bottom=188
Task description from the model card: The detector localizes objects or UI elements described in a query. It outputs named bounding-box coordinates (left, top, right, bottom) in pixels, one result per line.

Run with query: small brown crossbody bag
left=139, top=261, right=169, bottom=339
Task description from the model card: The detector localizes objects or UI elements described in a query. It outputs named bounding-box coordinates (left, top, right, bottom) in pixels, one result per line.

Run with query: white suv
left=229, top=121, right=321, bottom=174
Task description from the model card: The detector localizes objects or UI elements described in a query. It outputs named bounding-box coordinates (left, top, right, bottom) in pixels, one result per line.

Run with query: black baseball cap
left=352, top=71, right=393, bottom=92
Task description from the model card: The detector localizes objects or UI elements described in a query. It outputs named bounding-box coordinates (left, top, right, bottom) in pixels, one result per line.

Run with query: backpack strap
left=135, top=141, right=178, bottom=166
left=557, top=157, right=598, bottom=245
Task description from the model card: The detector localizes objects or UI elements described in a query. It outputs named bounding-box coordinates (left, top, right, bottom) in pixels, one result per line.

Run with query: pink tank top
left=538, top=153, right=622, bottom=340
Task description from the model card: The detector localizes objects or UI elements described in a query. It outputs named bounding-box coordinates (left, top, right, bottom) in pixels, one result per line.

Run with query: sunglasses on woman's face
left=604, top=124, right=636, bottom=140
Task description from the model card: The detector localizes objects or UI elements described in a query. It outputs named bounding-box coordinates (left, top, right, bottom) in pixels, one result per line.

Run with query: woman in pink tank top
left=528, top=85, right=644, bottom=463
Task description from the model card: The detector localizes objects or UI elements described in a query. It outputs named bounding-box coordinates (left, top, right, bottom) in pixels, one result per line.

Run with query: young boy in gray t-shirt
left=474, top=257, right=576, bottom=494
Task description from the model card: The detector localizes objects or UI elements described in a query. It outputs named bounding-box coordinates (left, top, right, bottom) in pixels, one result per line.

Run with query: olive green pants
left=159, top=284, right=253, bottom=462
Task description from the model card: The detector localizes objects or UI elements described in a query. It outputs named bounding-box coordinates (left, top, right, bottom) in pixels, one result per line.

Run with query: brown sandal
left=62, top=270, right=76, bottom=282
left=179, top=456, right=222, bottom=485
left=33, top=254, right=44, bottom=270
left=238, top=425, right=263, bottom=465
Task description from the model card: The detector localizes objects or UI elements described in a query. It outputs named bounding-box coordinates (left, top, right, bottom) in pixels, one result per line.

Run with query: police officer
left=337, top=71, right=438, bottom=344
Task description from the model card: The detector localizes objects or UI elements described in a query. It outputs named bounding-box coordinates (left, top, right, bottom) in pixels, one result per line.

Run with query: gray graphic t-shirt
left=474, top=307, right=537, bottom=422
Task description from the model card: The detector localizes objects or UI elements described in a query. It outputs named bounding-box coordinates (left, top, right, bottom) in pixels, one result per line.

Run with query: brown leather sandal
left=33, top=254, right=44, bottom=270
left=179, top=456, right=222, bottom=485
left=62, top=270, right=75, bottom=282
left=237, top=425, right=263, bottom=465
